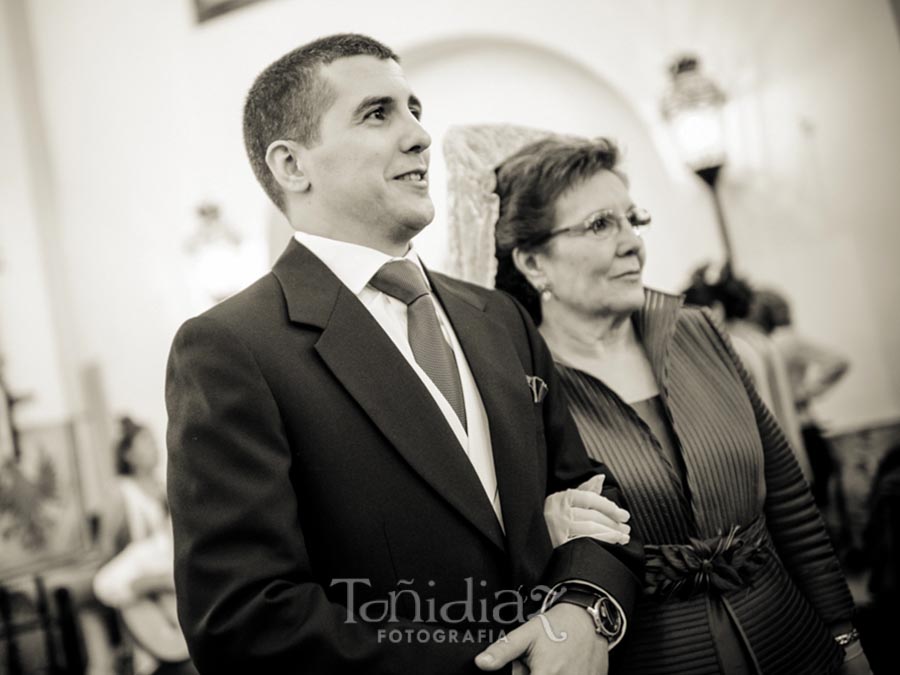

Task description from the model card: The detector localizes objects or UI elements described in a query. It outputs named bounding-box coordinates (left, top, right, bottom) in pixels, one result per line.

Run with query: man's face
left=300, top=55, right=434, bottom=247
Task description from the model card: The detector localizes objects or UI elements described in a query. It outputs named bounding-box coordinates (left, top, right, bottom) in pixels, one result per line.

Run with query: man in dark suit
left=166, top=33, right=641, bottom=674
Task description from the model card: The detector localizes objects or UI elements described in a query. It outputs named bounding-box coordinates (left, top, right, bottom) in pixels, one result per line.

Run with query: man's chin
left=400, top=205, right=436, bottom=233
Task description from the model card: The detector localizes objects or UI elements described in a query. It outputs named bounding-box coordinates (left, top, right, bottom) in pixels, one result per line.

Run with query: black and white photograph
left=1, top=1, right=899, bottom=673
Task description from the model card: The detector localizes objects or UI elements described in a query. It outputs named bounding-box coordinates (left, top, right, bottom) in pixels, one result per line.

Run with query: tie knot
left=370, top=260, right=430, bottom=305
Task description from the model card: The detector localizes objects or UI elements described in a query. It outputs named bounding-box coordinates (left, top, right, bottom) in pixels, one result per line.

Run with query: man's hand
left=544, top=474, right=631, bottom=548
left=475, top=603, right=609, bottom=675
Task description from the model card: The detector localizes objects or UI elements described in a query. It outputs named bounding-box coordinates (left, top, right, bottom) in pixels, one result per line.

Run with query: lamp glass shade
left=668, top=105, right=726, bottom=171
left=662, top=56, right=727, bottom=171
left=192, top=240, right=243, bottom=302
left=185, top=203, right=244, bottom=302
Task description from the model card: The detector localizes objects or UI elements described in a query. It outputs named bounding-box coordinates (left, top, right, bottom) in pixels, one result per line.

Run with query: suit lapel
left=429, top=274, right=540, bottom=558
left=273, top=241, right=505, bottom=550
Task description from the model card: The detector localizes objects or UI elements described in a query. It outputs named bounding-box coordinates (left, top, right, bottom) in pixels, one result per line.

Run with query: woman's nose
left=616, top=221, right=645, bottom=255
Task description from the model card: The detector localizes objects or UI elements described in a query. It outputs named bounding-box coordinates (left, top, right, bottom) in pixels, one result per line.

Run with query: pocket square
left=527, top=375, right=548, bottom=403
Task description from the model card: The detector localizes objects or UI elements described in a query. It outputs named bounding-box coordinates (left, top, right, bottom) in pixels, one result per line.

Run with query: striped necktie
left=370, top=260, right=467, bottom=430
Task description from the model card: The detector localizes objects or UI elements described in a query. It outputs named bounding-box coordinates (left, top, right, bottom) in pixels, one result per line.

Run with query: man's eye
left=410, top=108, right=422, bottom=121
left=366, top=107, right=386, bottom=121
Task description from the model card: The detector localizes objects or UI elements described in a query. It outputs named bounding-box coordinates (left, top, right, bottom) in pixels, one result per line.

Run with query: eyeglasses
left=525, top=206, right=652, bottom=247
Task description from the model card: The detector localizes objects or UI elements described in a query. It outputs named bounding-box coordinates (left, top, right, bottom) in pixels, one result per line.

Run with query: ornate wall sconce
left=184, top=202, right=244, bottom=304
left=662, top=55, right=734, bottom=269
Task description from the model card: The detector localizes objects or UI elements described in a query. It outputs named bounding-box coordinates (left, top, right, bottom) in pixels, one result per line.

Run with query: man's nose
left=402, top=115, right=431, bottom=154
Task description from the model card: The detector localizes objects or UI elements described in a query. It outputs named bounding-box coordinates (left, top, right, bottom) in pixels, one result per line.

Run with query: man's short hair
left=243, top=34, right=399, bottom=212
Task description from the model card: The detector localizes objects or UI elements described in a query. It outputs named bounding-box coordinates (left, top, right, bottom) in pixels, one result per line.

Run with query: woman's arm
left=701, top=310, right=855, bottom=625
left=777, top=332, right=849, bottom=406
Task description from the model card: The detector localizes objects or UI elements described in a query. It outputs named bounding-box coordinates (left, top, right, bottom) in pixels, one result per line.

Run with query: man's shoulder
left=430, top=271, right=520, bottom=316
left=222, top=271, right=281, bottom=309
left=168, top=272, right=293, bottom=366
left=429, top=270, right=490, bottom=294
left=188, top=272, right=284, bottom=332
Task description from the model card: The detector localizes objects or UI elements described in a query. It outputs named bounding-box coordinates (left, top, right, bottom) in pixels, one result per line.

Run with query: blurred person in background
left=481, top=134, right=868, bottom=673
left=93, top=417, right=194, bottom=675
left=750, top=288, right=850, bottom=509
left=686, top=272, right=811, bottom=483
left=681, top=263, right=721, bottom=310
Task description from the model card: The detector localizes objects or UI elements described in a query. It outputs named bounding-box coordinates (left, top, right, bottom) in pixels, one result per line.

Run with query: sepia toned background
left=1, top=0, right=899, bottom=671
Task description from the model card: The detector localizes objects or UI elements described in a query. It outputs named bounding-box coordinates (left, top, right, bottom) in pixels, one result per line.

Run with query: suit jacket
left=166, top=240, right=642, bottom=674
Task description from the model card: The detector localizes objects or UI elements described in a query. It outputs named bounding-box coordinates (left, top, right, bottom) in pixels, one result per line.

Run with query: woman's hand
left=544, top=474, right=631, bottom=548
left=838, top=640, right=872, bottom=675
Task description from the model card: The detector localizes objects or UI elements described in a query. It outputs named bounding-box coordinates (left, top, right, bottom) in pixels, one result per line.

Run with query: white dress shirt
left=293, top=231, right=503, bottom=526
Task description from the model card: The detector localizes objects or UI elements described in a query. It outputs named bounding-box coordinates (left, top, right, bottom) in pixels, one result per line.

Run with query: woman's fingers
left=568, top=490, right=631, bottom=524
left=571, top=507, right=631, bottom=534
left=567, top=520, right=630, bottom=545
left=544, top=481, right=633, bottom=550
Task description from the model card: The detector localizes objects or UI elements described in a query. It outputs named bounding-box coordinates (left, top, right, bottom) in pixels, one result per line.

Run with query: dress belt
left=643, top=516, right=770, bottom=600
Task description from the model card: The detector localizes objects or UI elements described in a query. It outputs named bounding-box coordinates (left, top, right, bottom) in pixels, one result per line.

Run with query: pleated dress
left=556, top=290, right=853, bottom=674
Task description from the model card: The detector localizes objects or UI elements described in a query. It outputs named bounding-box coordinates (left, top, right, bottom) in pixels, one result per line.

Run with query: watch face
left=589, top=597, right=623, bottom=638
left=598, top=597, right=623, bottom=634
left=544, top=585, right=624, bottom=643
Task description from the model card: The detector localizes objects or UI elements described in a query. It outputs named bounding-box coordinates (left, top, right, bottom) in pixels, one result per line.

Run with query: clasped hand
left=475, top=602, right=609, bottom=675
left=473, top=474, right=629, bottom=674
left=543, top=474, right=631, bottom=547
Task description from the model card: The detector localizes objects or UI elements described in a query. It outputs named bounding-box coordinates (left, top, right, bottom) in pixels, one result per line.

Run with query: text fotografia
left=330, top=578, right=567, bottom=644
left=378, top=628, right=509, bottom=645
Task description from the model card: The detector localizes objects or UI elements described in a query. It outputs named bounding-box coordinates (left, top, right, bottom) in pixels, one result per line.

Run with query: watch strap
left=541, top=584, right=626, bottom=648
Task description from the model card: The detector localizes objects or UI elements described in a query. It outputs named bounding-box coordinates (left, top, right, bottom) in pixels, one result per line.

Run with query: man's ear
left=511, top=247, right=547, bottom=291
left=265, top=140, right=310, bottom=193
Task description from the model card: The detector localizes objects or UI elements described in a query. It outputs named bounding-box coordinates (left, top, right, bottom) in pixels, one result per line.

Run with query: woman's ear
left=265, top=139, right=311, bottom=193
left=511, top=247, right=548, bottom=291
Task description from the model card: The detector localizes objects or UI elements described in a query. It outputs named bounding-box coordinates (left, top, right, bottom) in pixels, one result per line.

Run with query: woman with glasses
left=487, top=136, right=867, bottom=673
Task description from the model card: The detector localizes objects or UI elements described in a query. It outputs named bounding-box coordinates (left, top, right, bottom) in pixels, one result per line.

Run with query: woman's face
left=126, top=430, right=159, bottom=473
left=536, top=169, right=647, bottom=319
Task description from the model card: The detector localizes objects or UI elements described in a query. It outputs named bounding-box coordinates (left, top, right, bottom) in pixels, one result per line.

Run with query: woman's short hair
left=713, top=274, right=754, bottom=321
left=493, top=137, right=624, bottom=324
left=750, top=288, right=792, bottom=333
left=114, top=416, right=145, bottom=476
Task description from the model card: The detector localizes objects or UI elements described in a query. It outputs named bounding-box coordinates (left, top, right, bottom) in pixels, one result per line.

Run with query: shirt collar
left=293, top=230, right=429, bottom=296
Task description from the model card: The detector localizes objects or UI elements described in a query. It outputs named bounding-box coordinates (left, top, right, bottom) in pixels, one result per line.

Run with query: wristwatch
left=834, top=628, right=859, bottom=647
left=543, top=585, right=625, bottom=646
